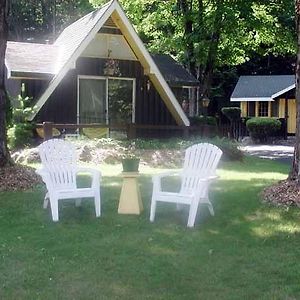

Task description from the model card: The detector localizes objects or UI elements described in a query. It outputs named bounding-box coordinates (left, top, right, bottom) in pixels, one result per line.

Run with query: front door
left=287, top=99, right=296, bottom=134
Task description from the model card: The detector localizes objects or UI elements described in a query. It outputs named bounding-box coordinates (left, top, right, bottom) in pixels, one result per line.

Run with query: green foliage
left=203, top=136, right=243, bottom=161
left=246, top=117, right=281, bottom=143
left=9, top=0, right=93, bottom=42
left=8, top=95, right=36, bottom=149
left=7, top=123, right=34, bottom=149
left=189, top=115, right=217, bottom=126
left=132, top=137, right=243, bottom=161
left=221, top=107, right=241, bottom=122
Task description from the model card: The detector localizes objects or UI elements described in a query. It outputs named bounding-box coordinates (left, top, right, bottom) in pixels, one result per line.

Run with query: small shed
left=230, top=75, right=296, bottom=134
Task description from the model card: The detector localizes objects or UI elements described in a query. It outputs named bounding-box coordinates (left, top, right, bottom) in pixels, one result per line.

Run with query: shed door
left=287, top=99, right=296, bottom=134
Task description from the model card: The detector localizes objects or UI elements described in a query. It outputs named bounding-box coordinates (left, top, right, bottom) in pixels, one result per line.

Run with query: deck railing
left=36, top=122, right=221, bottom=140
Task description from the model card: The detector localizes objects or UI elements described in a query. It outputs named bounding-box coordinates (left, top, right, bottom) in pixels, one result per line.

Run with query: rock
left=25, top=148, right=41, bottom=164
left=11, top=148, right=41, bottom=164
left=78, top=145, right=92, bottom=162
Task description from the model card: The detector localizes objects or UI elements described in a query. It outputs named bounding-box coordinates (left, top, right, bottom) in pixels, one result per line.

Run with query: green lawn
left=1, top=157, right=300, bottom=299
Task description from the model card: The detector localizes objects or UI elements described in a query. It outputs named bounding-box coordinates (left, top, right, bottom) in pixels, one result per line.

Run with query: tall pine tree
left=0, top=0, right=11, bottom=167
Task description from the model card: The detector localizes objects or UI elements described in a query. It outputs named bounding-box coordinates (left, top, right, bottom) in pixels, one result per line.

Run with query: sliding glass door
left=108, top=78, right=135, bottom=124
left=78, top=76, right=135, bottom=125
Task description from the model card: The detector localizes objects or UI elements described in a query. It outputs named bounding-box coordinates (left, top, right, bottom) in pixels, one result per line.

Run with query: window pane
left=108, top=79, right=133, bottom=124
left=248, top=102, right=255, bottom=117
left=258, top=101, right=268, bottom=117
left=79, top=79, right=106, bottom=123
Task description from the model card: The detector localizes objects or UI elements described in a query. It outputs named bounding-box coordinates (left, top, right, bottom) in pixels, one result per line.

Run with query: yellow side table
left=118, top=172, right=143, bottom=215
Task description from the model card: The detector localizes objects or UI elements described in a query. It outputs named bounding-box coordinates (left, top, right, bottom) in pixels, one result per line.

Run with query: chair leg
left=150, top=198, right=157, bottom=222
left=187, top=200, right=199, bottom=228
left=43, top=192, right=49, bottom=209
left=94, top=191, right=101, bottom=217
left=49, top=197, right=59, bottom=222
left=207, top=202, right=215, bottom=216
left=75, top=198, right=82, bottom=207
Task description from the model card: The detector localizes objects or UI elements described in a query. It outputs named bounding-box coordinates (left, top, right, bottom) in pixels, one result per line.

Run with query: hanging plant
left=103, top=58, right=121, bottom=76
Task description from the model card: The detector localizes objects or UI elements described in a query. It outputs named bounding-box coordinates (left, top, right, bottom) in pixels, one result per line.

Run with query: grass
left=1, top=157, right=300, bottom=299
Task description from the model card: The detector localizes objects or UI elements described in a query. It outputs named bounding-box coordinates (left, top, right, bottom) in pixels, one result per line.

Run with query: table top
left=121, top=172, right=140, bottom=178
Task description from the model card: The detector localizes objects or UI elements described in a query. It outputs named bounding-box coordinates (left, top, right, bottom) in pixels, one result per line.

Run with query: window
left=271, top=101, right=279, bottom=117
left=78, top=76, right=135, bottom=125
left=258, top=101, right=268, bottom=117
left=247, top=102, right=255, bottom=117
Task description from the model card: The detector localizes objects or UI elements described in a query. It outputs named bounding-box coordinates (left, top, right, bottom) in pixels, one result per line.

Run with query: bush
left=189, top=115, right=217, bottom=126
left=8, top=123, right=34, bottom=149
left=7, top=95, right=37, bottom=149
left=221, top=107, right=241, bottom=122
left=246, top=117, right=281, bottom=143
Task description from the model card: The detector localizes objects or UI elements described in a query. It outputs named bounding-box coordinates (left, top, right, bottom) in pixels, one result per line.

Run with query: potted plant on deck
left=121, top=142, right=140, bottom=172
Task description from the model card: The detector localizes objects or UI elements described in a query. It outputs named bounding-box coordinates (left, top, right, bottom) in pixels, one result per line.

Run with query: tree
left=290, top=0, right=300, bottom=180
left=8, top=0, right=92, bottom=42
left=90, top=0, right=296, bottom=114
left=0, top=0, right=11, bottom=167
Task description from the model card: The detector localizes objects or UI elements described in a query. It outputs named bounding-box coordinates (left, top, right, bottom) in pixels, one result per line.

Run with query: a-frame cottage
left=5, top=0, right=200, bottom=134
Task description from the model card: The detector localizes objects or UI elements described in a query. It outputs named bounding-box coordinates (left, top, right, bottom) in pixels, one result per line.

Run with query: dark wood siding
left=36, top=57, right=177, bottom=125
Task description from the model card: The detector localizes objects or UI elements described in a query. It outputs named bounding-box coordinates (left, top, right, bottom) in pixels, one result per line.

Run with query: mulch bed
left=0, top=164, right=42, bottom=192
left=262, top=179, right=300, bottom=207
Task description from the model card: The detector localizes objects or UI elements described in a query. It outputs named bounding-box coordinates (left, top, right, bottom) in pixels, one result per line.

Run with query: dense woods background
left=7, top=0, right=297, bottom=109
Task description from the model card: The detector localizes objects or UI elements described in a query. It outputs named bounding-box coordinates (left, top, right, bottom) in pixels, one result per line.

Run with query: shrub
left=246, top=117, right=281, bottom=143
left=7, top=95, right=36, bottom=149
left=189, top=115, right=217, bottom=126
left=221, top=107, right=241, bottom=122
left=8, top=123, right=34, bottom=149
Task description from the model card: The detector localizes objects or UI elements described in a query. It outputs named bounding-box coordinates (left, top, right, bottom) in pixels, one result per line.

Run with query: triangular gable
left=29, top=0, right=189, bottom=126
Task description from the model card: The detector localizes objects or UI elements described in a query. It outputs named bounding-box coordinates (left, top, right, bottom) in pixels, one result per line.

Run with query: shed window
left=258, top=101, right=268, bottom=117
left=247, top=102, right=255, bottom=117
left=271, top=101, right=279, bottom=117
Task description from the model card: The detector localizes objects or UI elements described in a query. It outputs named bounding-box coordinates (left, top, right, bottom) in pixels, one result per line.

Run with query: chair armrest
left=36, top=168, right=52, bottom=188
left=152, top=170, right=181, bottom=193
left=152, top=170, right=181, bottom=182
left=76, top=167, right=101, bottom=188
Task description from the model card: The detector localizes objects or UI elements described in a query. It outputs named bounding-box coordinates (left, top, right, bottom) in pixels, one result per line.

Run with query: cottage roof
left=152, top=54, right=199, bottom=87
left=231, top=75, right=295, bottom=102
left=6, top=42, right=59, bottom=78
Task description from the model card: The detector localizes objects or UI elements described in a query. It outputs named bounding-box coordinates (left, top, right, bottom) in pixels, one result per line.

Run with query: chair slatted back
left=181, top=143, right=222, bottom=194
left=38, top=139, right=77, bottom=190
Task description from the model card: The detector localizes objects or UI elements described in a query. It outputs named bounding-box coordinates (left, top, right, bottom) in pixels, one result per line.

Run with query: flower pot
left=104, top=68, right=115, bottom=76
left=122, top=158, right=140, bottom=172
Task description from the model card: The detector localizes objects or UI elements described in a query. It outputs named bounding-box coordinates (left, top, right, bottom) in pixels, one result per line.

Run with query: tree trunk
left=290, top=0, right=300, bottom=180
left=199, top=0, right=223, bottom=100
left=0, top=0, right=11, bottom=167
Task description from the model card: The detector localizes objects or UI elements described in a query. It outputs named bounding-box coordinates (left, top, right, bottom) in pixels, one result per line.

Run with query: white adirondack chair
left=36, top=139, right=101, bottom=222
left=150, top=143, right=222, bottom=227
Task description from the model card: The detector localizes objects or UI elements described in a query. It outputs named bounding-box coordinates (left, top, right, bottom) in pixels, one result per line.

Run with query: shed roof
left=152, top=54, right=199, bottom=87
left=231, top=75, right=295, bottom=102
left=6, top=42, right=59, bottom=78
